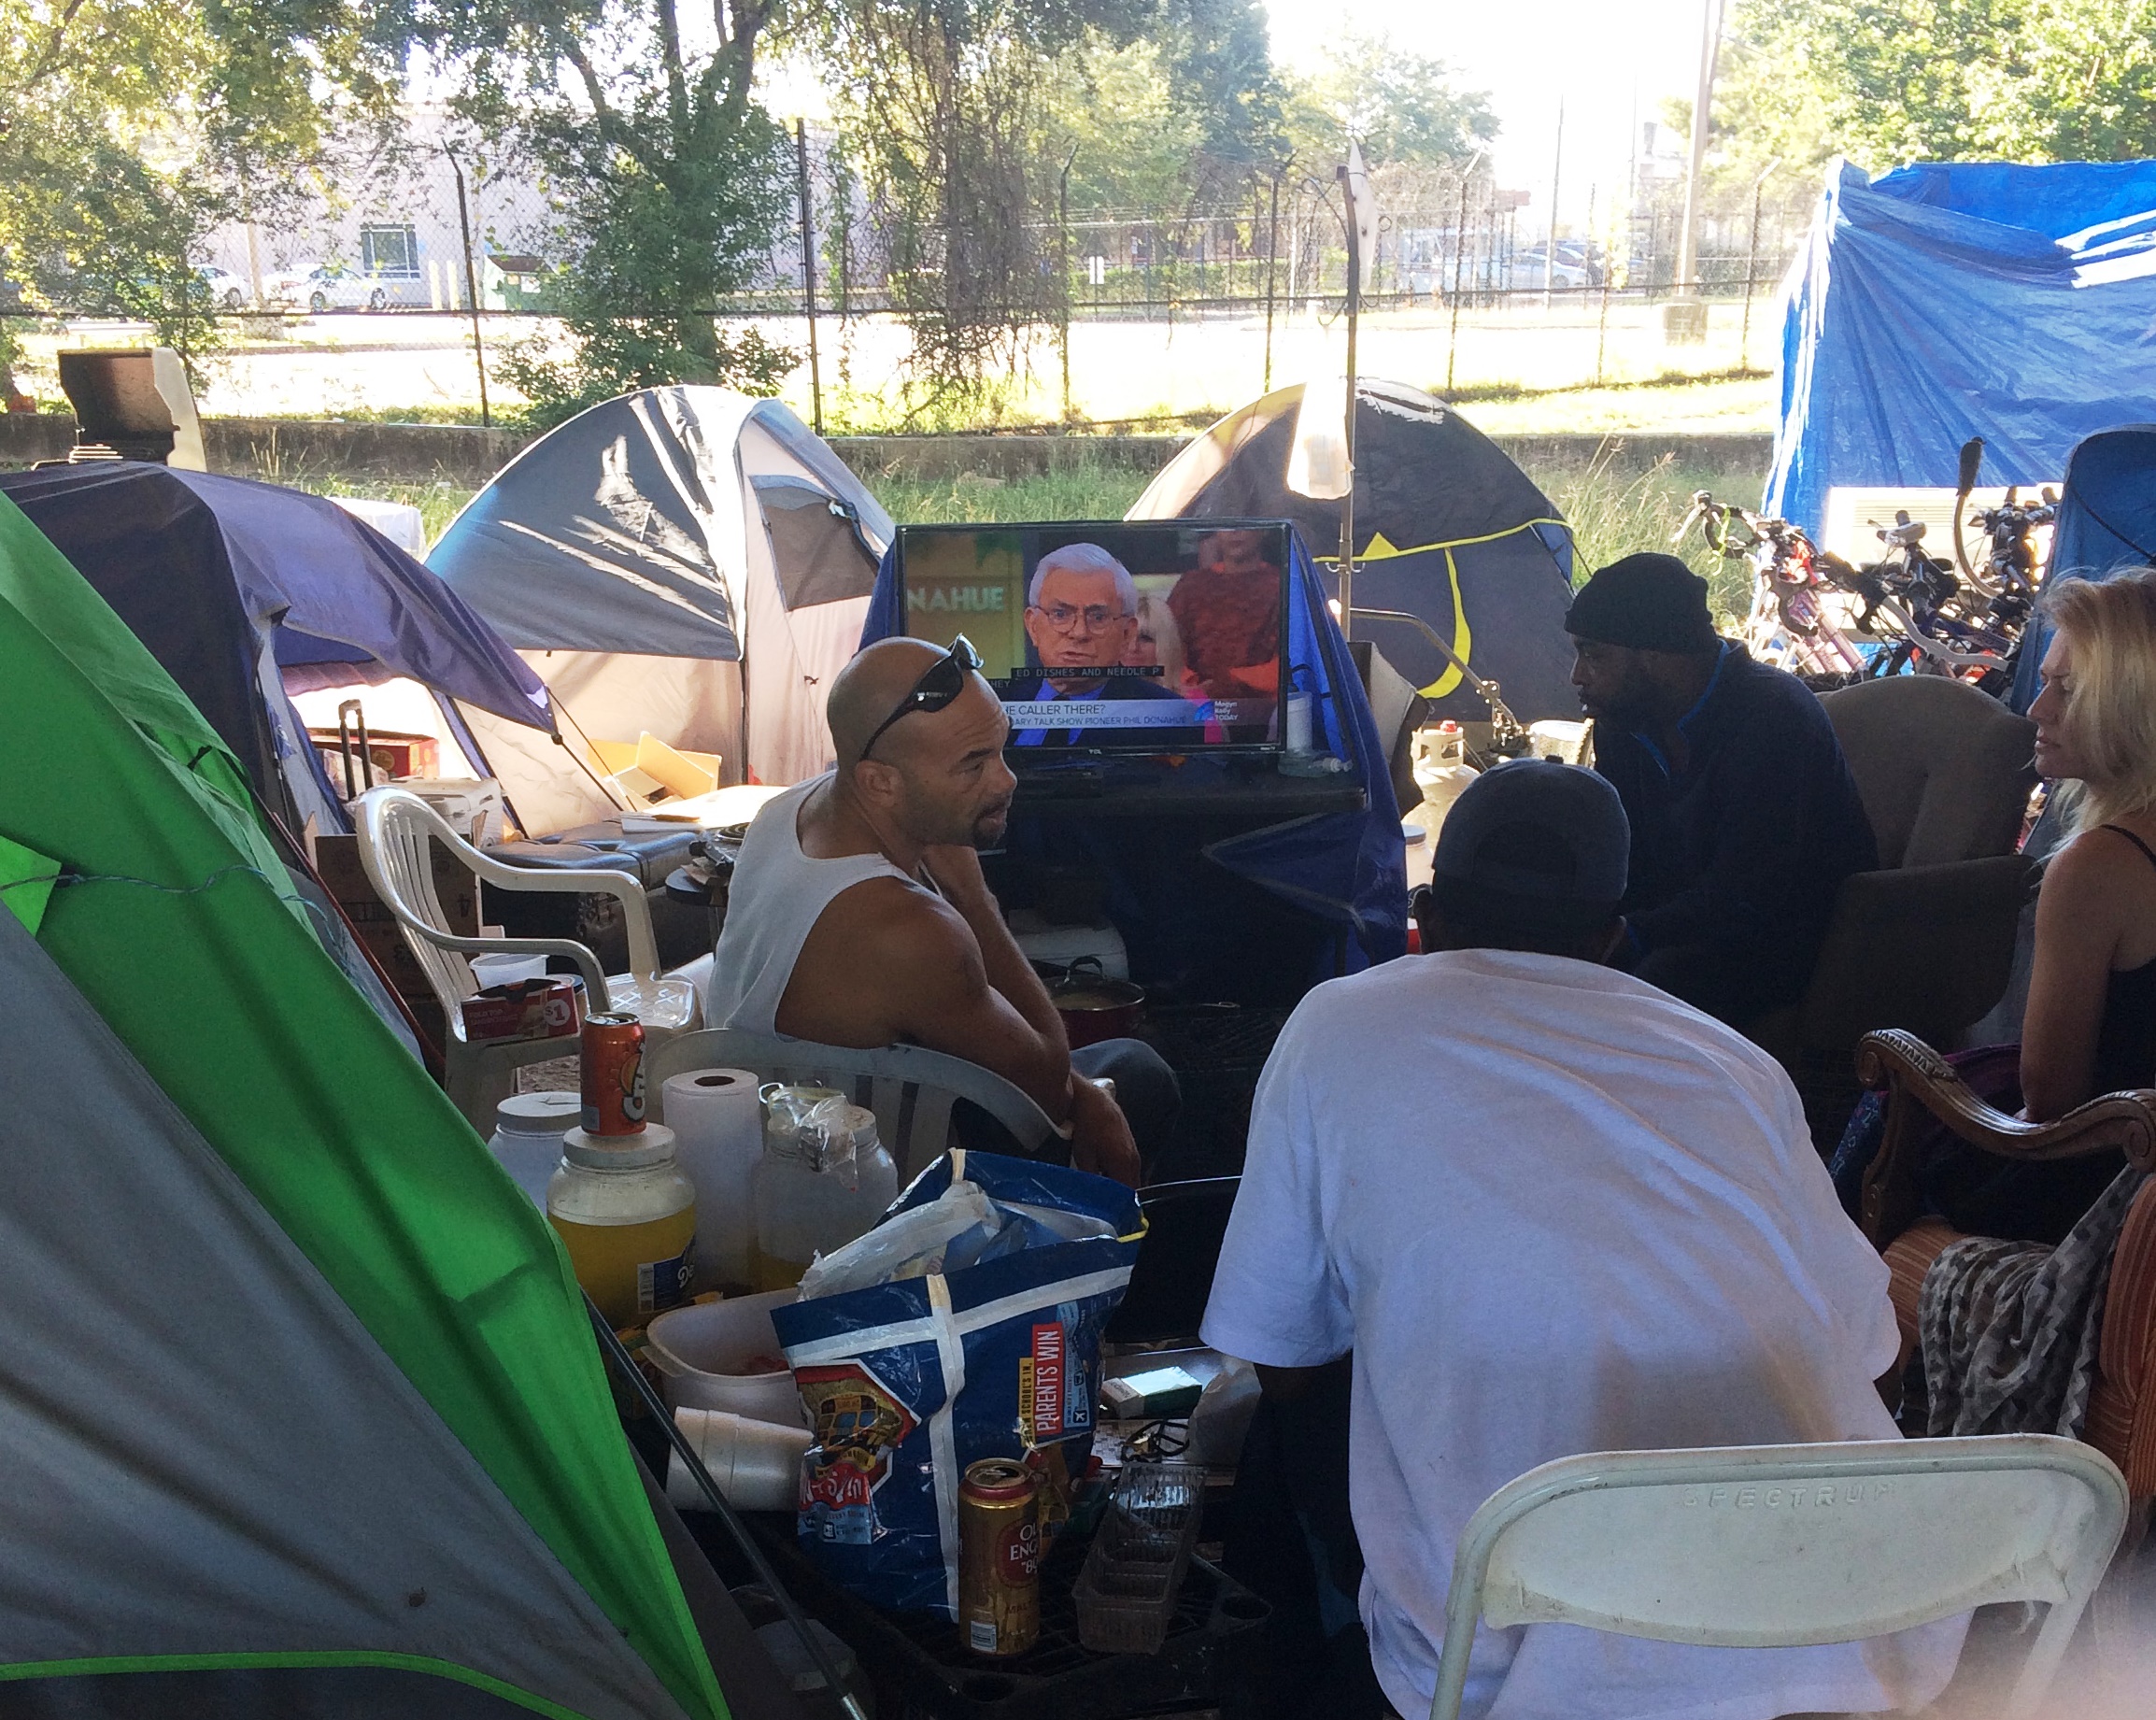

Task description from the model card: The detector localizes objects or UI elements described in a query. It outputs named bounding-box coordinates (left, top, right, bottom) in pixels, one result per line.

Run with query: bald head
left=829, top=637, right=953, bottom=768
left=826, top=636, right=1016, bottom=850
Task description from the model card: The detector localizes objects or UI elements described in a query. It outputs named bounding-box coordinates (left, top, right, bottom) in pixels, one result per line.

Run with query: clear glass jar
left=546, top=1123, right=697, bottom=1328
left=750, top=1097, right=898, bottom=1292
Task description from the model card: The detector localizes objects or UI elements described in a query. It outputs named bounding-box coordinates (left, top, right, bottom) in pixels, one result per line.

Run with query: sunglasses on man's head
left=860, top=635, right=985, bottom=761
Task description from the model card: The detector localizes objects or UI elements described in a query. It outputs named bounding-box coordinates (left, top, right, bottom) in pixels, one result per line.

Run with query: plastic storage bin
left=1070, top=1463, right=1205, bottom=1655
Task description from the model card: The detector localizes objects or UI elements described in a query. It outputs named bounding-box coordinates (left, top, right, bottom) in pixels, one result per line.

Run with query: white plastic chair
left=647, top=1027, right=1058, bottom=1181
left=355, top=787, right=701, bottom=1129
left=1428, top=1434, right=2127, bottom=1720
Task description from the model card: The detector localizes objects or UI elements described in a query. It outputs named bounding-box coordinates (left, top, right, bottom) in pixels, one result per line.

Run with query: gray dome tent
left=431, top=389, right=892, bottom=832
left=1129, top=378, right=1579, bottom=723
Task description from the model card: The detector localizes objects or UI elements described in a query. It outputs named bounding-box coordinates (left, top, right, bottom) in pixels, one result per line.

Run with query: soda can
left=959, top=1457, right=1041, bottom=1656
left=579, top=1012, right=646, bottom=1135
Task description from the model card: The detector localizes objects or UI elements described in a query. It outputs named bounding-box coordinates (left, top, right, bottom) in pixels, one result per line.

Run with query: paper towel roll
left=663, top=1069, right=764, bottom=1293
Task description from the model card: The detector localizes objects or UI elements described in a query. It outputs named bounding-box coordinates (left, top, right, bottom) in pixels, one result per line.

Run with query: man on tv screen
left=1010, top=542, right=1204, bottom=748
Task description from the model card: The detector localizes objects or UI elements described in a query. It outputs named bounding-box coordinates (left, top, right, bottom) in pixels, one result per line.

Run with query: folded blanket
left=1920, top=1166, right=2150, bottom=1438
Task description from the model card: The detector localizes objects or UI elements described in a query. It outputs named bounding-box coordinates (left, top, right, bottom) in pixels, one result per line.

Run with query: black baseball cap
left=1428, top=759, right=1630, bottom=929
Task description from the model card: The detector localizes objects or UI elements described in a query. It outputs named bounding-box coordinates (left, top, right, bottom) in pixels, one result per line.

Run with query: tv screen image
left=894, top=520, right=1291, bottom=751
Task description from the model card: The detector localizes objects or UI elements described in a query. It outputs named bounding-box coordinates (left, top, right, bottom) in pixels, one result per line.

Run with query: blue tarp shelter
left=0, top=462, right=553, bottom=834
left=2007, top=424, right=2156, bottom=708
left=858, top=530, right=1408, bottom=979
left=1768, top=159, right=2156, bottom=538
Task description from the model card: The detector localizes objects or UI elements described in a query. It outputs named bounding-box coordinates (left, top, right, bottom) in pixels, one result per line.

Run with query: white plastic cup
left=1285, top=690, right=1313, bottom=755
left=664, top=1407, right=813, bottom=1514
left=471, top=951, right=548, bottom=989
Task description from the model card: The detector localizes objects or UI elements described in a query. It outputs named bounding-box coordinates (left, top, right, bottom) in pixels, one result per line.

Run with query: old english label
left=958, top=1457, right=1040, bottom=1656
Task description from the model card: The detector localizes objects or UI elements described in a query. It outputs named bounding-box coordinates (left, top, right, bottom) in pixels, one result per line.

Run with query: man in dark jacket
left=1567, top=552, right=1877, bottom=1026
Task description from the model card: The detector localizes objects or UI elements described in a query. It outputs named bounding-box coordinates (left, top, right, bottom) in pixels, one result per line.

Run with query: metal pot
left=1046, top=957, right=1145, bottom=1048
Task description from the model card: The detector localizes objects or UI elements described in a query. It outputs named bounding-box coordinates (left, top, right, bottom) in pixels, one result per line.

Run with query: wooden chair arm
left=1854, top=1029, right=2156, bottom=1246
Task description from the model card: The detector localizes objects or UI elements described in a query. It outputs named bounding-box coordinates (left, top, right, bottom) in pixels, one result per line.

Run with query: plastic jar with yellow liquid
left=547, top=1125, right=698, bottom=1328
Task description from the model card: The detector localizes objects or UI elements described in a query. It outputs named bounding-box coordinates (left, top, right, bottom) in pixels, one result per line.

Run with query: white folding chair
left=1429, top=1434, right=2128, bottom=1720
left=355, top=787, right=701, bottom=1129
left=647, top=1026, right=1058, bottom=1182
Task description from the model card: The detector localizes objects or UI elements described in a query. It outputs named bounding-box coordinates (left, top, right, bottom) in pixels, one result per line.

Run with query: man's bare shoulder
left=808, top=874, right=978, bottom=966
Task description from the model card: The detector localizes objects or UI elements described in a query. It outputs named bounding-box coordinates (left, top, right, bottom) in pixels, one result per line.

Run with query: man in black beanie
left=1567, top=552, right=1876, bottom=1027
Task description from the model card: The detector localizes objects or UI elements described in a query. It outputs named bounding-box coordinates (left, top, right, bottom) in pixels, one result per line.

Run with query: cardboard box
left=460, top=976, right=587, bottom=1045
left=314, top=832, right=478, bottom=1048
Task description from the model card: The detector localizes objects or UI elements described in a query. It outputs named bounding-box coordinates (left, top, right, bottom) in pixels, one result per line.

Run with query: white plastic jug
left=750, top=1093, right=897, bottom=1292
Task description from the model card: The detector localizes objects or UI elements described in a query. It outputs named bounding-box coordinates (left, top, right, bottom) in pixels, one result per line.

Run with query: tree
left=384, top=0, right=801, bottom=425
left=1730, top=0, right=2156, bottom=169
left=1284, top=31, right=1497, bottom=169
left=800, top=0, right=1165, bottom=411
left=0, top=0, right=393, bottom=376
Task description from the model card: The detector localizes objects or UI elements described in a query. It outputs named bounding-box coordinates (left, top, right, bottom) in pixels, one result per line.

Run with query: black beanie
left=1565, top=552, right=1721, bottom=654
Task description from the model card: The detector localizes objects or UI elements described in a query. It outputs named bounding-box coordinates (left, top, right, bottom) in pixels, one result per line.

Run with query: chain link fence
left=6, top=129, right=1818, bottom=426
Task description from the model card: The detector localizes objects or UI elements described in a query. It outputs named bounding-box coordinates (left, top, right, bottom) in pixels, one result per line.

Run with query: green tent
left=0, top=491, right=783, bottom=1718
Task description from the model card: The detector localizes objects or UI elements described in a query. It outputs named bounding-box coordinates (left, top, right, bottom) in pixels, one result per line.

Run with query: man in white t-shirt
left=1200, top=760, right=1965, bottom=1720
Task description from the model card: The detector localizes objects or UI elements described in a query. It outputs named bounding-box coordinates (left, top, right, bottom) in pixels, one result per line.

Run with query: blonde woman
left=1918, top=569, right=2156, bottom=1242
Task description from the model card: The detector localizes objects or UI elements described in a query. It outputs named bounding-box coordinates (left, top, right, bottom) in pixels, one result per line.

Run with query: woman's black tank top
left=2092, top=823, right=2156, bottom=1096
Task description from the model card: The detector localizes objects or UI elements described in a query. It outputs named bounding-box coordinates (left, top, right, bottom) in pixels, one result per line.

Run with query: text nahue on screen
left=908, top=585, right=1007, bottom=613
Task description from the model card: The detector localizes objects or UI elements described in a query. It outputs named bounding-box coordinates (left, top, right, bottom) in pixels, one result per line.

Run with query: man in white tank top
left=708, top=637, right=1176, bottom=1185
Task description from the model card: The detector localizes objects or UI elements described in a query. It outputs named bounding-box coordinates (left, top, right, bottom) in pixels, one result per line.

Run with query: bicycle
left=1842, top=509, right=2017, bottom=694
left=1677, top=491, right=1865, bottom=687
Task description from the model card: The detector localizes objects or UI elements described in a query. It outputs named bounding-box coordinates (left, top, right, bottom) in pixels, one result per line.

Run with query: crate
left=312, top=832, right=477, bottom=1049
left=1137, top=1006, right=1292, bottom=1183
left=752, top=1519, right=1269, bottom=1720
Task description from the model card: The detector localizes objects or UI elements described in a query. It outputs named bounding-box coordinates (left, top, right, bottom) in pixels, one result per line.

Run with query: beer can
left=579, top=1013, right=647, bottom=1135
left=958, top=1457, right=1040, bottom=1657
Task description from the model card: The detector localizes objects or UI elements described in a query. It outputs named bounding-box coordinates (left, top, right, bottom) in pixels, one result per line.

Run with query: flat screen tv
left=893, top=520, right=1291, bottom=753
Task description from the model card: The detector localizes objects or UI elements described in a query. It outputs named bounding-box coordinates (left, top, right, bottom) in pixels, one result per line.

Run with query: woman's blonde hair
left=2044, top=566, right=2156, bottom=831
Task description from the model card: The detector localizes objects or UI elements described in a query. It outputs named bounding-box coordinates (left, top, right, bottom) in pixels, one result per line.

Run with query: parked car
left=263, top=263, right=388, bottom=314
left=195, top=265, right=249, bottom=310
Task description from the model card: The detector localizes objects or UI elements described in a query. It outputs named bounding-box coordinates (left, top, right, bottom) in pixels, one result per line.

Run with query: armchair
left=1855, top=1028, right=2156, bottom=1496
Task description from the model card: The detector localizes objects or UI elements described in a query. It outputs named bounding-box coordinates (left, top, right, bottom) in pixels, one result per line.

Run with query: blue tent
left=1768, top=160, right=2156, bottom=538
left=0, top=462, right=553, bottom=833
left=858, top=531, right=1408, bottom=978
left=2007, top=424, right=2156, bottom=708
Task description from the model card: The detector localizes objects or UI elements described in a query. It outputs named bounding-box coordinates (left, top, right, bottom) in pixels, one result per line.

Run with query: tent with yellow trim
left=1128, top=378, right=1579, bottom=723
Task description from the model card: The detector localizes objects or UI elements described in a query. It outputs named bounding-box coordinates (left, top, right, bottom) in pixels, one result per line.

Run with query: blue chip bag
left=770, top=1148, right=1143, bottom=1617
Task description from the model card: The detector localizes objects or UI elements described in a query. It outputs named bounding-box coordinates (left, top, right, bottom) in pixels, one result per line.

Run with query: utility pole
left=794, top=120, right=823, bottom=436
left=1543, top=97, right=1566, bottom=313
left=446, top=147, right=489, bottom=429
left=1675, top=0, right=1724, bottom=300
left=1337, top=161, right=1361, bottom=642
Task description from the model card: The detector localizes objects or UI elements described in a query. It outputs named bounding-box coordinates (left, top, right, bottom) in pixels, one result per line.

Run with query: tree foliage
left=0, top=0, right=393, bottom=372
left=1730, top=0, right=2156, bottom=169
left=1282, top=31, right=1497, bottom=169
left=387, top=0, right=801, bottom=424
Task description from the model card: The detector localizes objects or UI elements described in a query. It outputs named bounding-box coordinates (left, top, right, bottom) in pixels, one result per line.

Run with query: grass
left=860, top=461, right=1160, bottom=526
left=281, top=473, right=480, bottom=543
left=280, top=434, right=1766, bottom=624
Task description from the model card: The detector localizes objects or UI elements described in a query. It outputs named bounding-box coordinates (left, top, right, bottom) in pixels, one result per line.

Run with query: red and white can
left=579, top=1013, right=647, bottom=1135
